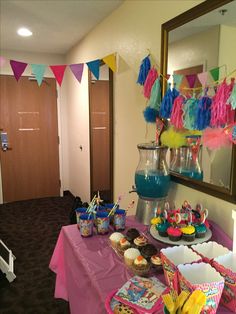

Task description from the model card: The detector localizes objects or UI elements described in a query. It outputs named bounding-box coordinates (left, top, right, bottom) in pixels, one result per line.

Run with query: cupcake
left=181, top=225, right=196, bottom=242
left=124, top=248, right=140, bottom=266
left=156, top=221, right=170, bottom=237
left=109, top=232, right=124, bottom=248
left=195, top=223, right=207, bottom=238
left=150, top=216, right=162, bottom=225
left=126, top=228, right=140, bottom=243
left=133, top=255, right=149, bottom=272
left=150, top=254, right=162, bottom=269
left=140, top=244, right=158, bottom=261
left=167, top=226, right=182, bottom=242
left=133, top=235, right=148, bottom=248
left=117, top=237, right=131, bottom=255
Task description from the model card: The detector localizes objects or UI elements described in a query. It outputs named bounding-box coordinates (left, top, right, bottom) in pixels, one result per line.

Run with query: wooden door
left=89, top=67, right=113, bottom=202
left=0, top=75, right=60, bottom=203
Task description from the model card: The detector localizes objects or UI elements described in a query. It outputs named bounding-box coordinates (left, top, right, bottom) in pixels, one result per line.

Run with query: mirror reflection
left=167, top=1, right=236, bottom=189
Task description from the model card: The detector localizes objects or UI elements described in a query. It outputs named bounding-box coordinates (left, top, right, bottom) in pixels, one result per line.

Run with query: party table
left=49, top=216, right=233, bottom=314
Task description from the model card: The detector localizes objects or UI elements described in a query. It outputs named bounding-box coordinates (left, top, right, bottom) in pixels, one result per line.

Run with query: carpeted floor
left=0, top=195, right=75, bottom=314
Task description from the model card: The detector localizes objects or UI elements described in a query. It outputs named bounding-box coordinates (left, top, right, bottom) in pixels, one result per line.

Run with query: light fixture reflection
left=17, top=27, right=33, bottom=37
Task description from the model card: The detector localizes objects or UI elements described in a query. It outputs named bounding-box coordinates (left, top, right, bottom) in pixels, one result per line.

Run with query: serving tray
left=149, top=225, right=212, bottom=246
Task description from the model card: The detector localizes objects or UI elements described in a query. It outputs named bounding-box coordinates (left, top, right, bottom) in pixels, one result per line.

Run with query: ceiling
left=0, top=0, right=124, bottom=55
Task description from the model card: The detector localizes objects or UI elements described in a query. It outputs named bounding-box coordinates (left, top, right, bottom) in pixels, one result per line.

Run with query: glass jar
left=170, top=145, right=203, bottom=180
left=135, top=143, right=170, bottom=199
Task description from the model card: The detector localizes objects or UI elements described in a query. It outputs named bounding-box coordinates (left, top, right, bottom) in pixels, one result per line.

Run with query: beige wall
left=219, top=25, right=236, bottom=74
left=168, top=25, right=220, bottom=74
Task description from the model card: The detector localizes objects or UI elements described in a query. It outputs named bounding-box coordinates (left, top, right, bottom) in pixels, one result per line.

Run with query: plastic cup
left=113, top=209, right=126, bottom=231
left=96, top=211, right=110, bottom=235
left=79, top=214, right=93, bottom=237
left=75, top=207, right=87, bottom=228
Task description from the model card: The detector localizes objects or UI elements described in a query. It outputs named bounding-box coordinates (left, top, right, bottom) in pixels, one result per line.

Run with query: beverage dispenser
left=134, top=143, right=170, bottom=225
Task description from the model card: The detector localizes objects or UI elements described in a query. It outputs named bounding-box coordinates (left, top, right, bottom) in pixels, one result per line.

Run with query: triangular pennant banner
left=186, top=74, right=197, bottom=88
left=102, top=53, right=116, bottom=72
left=210, top=67, right=219, bottom=82
left=173, top=74, right=183, bottom=89
left=87, top=59, right=100, bottom=80
left=197, top=71, right=208, bottom=87
left=50, top=65, right=67, bottom=86
left=69, top=63, right=84, bottom=83
left=10, top=60, right=28, bottom=81
left=0, top=56, right=6, bottom=67
left=31, top=64, right=46, bottom=86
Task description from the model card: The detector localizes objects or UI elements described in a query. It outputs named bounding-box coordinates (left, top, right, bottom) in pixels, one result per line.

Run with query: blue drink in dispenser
left=135, top=144, right=170, bottom=199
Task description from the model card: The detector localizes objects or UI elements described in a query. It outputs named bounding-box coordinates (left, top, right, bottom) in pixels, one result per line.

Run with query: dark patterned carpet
left=0, top=195, right=75, bottom=314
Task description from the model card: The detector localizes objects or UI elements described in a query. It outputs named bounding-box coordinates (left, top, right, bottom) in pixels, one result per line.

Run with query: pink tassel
left=210, top=78, right=234, bottom=127
left=170, top=95, right=185, bottom=129
left=202, top=127, right=231, bottom=150
left=143, top=67, right=158, bottom=99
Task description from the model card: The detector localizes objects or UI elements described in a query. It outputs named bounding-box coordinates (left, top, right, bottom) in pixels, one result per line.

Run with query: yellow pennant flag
left=102, top=53, right=116, bottom=72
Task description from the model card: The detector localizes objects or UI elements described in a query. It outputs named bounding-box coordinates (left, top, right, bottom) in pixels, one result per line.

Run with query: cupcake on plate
left=181, top=225, right=196, bottom=242
left=195, top=223, right=207, bottom=238
left=156, top=221, right=170, bottom=237
left=109, top=232, right=124, bottom=248
left=140, top=244, right=158, bottom=261
left=133, top=235, right=148, bottom=248
left=150, top=216, right=162, bottom=225
left=124, top=248, right=140, bottom=266
left=150, top=254, right=162, bottom=270
left=126, top=228, right=140, bottom=243
left=132, top=255, right=150, bottom=276
left=167, top=226, right=182, bottom=242
left=117, top=237, right=131, bottom=255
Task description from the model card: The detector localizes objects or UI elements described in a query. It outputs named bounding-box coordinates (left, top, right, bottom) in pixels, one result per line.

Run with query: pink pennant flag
left=69, top=63, right=84, bottom=83
left=50, top=65, right=67, bottom=86
left=0, top=56, right=6, bottom=67
left=10, top=60, right=28, bottom=81
left=197, top=72, right=208, bottom=87
left=186, top=74, right=197, bottom=88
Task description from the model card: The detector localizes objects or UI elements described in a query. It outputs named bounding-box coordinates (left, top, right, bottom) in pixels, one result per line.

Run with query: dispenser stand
left=135, top=197, right=166, bottom=225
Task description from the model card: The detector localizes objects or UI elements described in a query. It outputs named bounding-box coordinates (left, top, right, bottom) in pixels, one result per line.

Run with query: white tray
left=149, top=224, right=212, bottom=246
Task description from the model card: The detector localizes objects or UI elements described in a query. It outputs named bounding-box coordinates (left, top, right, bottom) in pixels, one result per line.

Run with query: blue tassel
left=160, top=86, right=179, bottom=119
left=137, top=55, right=151, bottom=85
left=143, top=106, right=158, bottom=123
left=196, top=96, right=212, bottom=130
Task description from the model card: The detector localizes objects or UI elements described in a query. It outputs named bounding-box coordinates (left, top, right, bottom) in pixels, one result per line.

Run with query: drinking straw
left=126, top=200, right=135, bottom=212
left=86, top=195, right=97, bottom=212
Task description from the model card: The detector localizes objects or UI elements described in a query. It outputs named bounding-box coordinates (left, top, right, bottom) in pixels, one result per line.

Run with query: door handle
left=0, top=131, right=12, bottom=152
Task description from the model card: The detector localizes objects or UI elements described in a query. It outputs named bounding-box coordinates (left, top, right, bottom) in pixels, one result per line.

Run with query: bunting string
left=0, top=53, right=117, bottom=86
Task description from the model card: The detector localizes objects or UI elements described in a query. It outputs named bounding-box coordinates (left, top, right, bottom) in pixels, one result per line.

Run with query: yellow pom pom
left=160, top=127, right=187, bottom=148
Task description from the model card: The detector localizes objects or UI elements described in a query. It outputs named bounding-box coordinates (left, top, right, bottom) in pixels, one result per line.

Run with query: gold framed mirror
left=160, top=0, right=236, bottom=203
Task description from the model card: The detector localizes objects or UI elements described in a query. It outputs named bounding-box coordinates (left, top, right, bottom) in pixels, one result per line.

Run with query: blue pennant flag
left=31, top=64, right=46, bottom=86
left=87, top=59, right=100, bottom=80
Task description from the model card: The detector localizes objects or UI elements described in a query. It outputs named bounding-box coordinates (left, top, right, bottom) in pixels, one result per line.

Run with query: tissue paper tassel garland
left=160, top=86, right=179, bottom=119
left=143, top=78, right=161, bottom=123
left=137, top=55, right=151, bottom=86
left=143, top=67, right=158, bottom=99
left=195, top=95, right=212, bottom=130
left=183, top=96, right=199, bottom=130
left=202, top=127, right=231, bottom=150
left=210, top=78, right=235, bottom=127
left=170, top=95, right=185, bottom=129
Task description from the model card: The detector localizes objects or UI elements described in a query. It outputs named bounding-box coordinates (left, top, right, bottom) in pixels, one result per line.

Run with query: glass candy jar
left=135, top=143, right=170, bottom=199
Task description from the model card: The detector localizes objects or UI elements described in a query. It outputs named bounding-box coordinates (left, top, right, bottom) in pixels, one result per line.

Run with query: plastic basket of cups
left=109, top=228, right=163, bottom=277
left=160, top=242, right=236, bottom=313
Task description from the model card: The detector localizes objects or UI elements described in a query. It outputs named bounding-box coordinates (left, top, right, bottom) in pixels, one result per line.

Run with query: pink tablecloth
left=49, top=216, right=233, bottom=314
